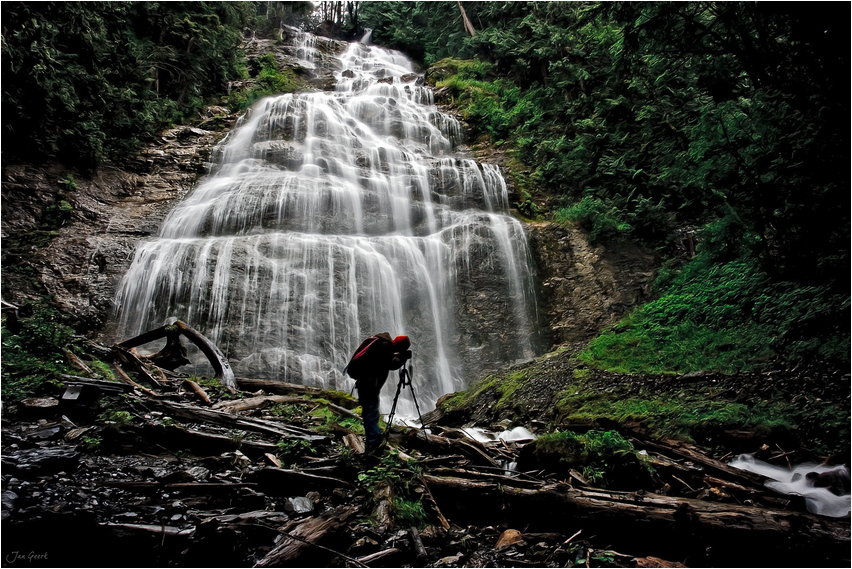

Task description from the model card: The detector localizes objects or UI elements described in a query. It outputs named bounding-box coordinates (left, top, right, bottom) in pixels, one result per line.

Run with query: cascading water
left=114, top=32, right=541, bottom=417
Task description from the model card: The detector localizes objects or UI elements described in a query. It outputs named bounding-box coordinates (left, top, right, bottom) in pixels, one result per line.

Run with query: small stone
left=283, top=496, right=313, bottom=514
left=185, top=466, right=210, bottom=481
left=495, top=529, right=523, bottom=551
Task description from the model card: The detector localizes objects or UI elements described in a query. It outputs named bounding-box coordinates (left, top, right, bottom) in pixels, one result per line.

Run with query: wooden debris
left=409, top=527, right=428, bottom=558
left=251, top=467, right=353, bottom=495
left=356, top=548, right=400, bottom=565
left=184, top=378, right=212, bottom=406
left=213, top=394, right=360, bottom=421
left=63, top=349, right=94, bottom=376
left=343, top=433, right=365, bottom=454
left=421, top=474, right=851, bottom=558
left=236, top=378, right=358, bottom=409
left=373, top=483, right=393, bottom=535
left=113, top=346, right=164, bottom=388
left=113, top=363, right=159, bottom=397
left=145, top=399, right=327, bottom=442
left=117, top=320, right=236, bottom=391
left=419, top=476, right=451, bottom=531
left=264, top=453, right=282, bottom=468
left=253, top=505, right=360, bottom=566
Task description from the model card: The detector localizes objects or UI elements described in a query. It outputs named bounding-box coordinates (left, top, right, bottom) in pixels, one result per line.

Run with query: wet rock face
left=526, top=222, right=657, bottom=346
left=1, top=125, right=228, bottom=334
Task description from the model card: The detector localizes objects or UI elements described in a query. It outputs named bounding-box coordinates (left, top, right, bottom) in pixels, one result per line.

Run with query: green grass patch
left=440, top=367, right=528, bottom=413
left=578, top=242, right=849, bottom=374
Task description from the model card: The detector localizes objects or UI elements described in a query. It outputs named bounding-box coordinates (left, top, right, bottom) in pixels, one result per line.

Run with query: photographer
left=345, top=333, right=411, bottom=453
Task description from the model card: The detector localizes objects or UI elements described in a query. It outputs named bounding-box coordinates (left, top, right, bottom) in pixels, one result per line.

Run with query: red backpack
left=344, top=334, right=394, bottom=381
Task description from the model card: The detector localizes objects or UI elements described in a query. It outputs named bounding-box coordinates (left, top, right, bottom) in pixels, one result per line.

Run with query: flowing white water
left=114, top=32, right=540, bottom=417
left=730, top=454, right=851, bottom=517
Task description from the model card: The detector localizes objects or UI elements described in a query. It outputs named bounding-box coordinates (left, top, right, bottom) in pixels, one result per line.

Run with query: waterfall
left=114, top=33, right=541, bottom=416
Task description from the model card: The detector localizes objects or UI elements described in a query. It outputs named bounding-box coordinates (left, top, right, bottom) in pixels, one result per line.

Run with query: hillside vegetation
left=361, top=1, right=849, bottom=373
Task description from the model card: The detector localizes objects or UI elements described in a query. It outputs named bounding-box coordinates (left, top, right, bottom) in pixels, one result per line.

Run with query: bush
left=1, top=303, right=80, bottom=400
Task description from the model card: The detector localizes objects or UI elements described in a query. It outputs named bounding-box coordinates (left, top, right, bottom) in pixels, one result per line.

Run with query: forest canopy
left=1, top=1, right=279, bottom=167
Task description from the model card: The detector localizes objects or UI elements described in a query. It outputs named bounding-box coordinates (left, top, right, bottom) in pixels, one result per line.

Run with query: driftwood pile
left=2, top=327, right=849, bottom=567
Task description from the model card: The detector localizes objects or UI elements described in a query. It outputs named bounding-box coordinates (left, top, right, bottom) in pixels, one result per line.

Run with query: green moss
left=525, top=430, right=654, bottom=489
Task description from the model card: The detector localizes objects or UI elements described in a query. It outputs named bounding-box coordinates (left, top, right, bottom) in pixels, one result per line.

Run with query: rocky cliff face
left=527, top=222, right=657, bottom=347
left=2, top=125, right=227, bottom=336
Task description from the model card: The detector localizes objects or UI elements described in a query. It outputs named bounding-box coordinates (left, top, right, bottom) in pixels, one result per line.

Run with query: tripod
left=384, top=361, right=425, bottom=436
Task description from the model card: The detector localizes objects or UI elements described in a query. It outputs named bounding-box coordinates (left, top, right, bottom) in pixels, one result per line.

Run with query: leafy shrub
left=227, top=53, right=305, bottom=110
left=1, top=303, right=81, bottom=400
left=520, top=430, right=655, bottom=489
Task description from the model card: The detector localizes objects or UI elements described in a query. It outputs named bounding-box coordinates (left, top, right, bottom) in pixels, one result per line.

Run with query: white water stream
left=730, top=454, right=850, bottom=517
left=114, top=32, right=540, bottom=416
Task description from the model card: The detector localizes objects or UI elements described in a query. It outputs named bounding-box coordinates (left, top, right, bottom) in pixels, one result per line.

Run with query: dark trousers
left=358, top=387, right=382, bottom=449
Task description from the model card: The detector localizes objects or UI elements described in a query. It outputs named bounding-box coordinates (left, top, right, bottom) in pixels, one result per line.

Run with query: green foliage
left=269, top=403, right=302, bottom=421
left=358, top=449, right=422, bottom=486
left=579, top=239, right=849, bottom=373
left=554, top=197, right=631, bottom=244
left=81, top=436, right=103, bottom=451
left=87, top=359, right=116, bottom=382
left=2, top=1, right=254, bottom=167
left=364, top=3, right=847, bottom=368
left=227, top=52, right=306, bottom=110
left=441, top=367, right=528, bottom=413
left=391, top=496, right=429, bottom=528
left=276, top=438, right=316, bottom=462
left=527, top=430, right=652, bottom=488
left=98, top=409, right=134, bottom=427
left=1, top=302, right=82, bottom=400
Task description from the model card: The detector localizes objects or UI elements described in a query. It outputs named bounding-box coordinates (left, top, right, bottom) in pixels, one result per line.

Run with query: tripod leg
left=384, top=370, right=406, bottom=436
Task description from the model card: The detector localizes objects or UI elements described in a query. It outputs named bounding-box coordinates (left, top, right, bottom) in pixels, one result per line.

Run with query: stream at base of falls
left=114, top=30, right=542, bottom=417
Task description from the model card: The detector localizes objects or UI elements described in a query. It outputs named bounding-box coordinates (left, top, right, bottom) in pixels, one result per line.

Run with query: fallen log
left=398, top=430, right=500, bottom=468
left=429, top=466, right=542, bottom=489
left=625, top=432, right=768, bottom=490
left=373, top=483, right=393, bottom=535
left=134, top=423, right=282, bottom=457
left=213, top=394, right=360, bottom=421
left=409, top=527, right=427, bottom=559
left=343, top=433, right=365, bottom=454
left=184, top=378, right=212, bottom=406
left=118, top=320, right=236, bottom=392
left=356, top=548, right=400, bottom=565
left=236, top=378, right=358, bottom=409
left=253, top=505, right=360, bottom=567
left=103, top=523, right=195, bottom=537
left=422, top=474, right=851, bottom=566
left=146, top=399, right=327, bottom=442
left=213, top=395, right=305, bottom=413
left=113, top=363, right=159, bottom=397
left=251, top=467, right=353, bottom=495
left=113, top=346, right=164, bottom=388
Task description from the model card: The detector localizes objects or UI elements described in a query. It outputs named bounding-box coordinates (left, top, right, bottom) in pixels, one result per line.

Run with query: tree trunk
left=457, top=1, right=476, bottom=37
left=253, top=505, right=359, bottom=566
left=422, top=474, right=850, bottom=566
